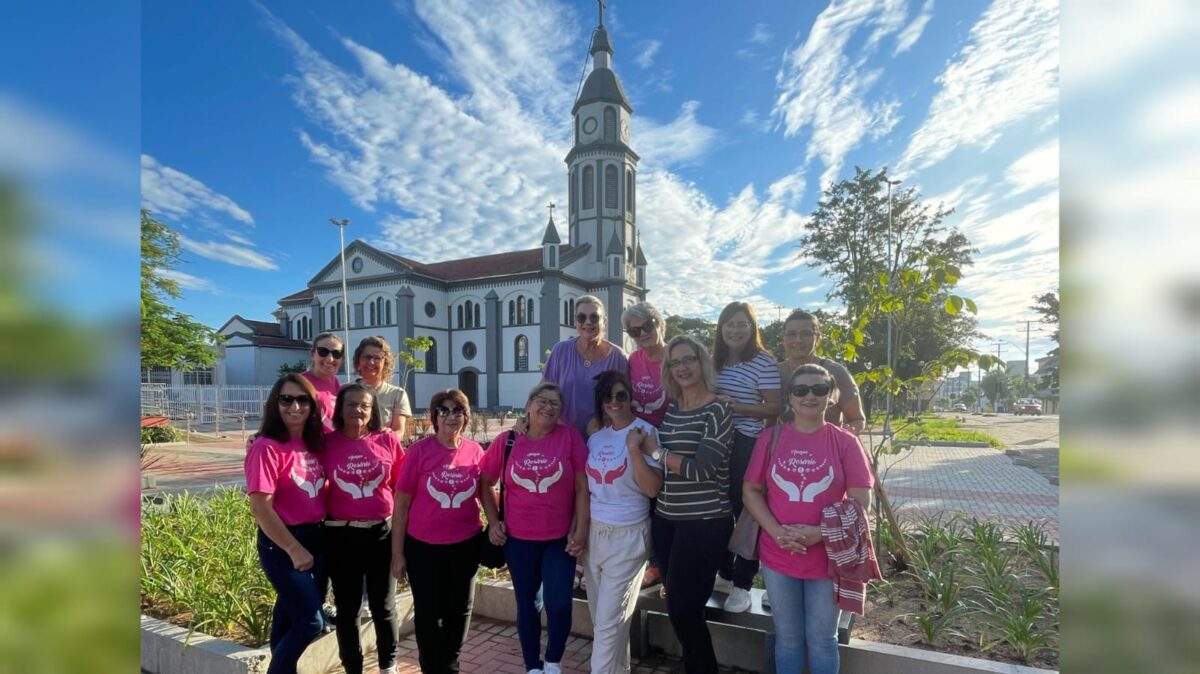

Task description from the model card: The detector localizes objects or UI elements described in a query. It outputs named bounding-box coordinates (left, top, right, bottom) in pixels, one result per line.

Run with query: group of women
left=245, top=294, right=875, bottom=674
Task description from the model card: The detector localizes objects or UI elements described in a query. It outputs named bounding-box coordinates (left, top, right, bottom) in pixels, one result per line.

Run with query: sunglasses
left=604, top=390, right=630, bottom=403
left=790, top=384, right=832, bottom=398
left=278, top=394, right=313, bottom=407
left=532, top=396, right=562, bottom=409
left=314, top=346, right=344, bottom=359
left=575, top=312, right=601, bottom=325
left=437, top=406, right=466, bottom=417
left=625, top=320, right=655, bottom=338
left=667, top=354, right=699, bottom=369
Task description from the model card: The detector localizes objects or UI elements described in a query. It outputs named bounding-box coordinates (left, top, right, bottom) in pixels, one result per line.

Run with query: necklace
left=579, top=340, right=601, bottom=367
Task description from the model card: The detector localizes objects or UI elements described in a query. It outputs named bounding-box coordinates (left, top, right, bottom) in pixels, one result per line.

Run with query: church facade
left=218, top=16, right=648, bottom=410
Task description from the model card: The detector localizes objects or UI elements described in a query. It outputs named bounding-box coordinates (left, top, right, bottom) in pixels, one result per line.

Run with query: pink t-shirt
left=629, top=349, right=669, bottom=427
left=745, top=423, right=874, bottom=579
left=397, top=436, right=486, bottom=545
left=244, top=436, right=327, bottom=525
left=321, top=430, right=405, bottom=521
left=480, top=425, right=588, bottom=541
left=301, top=371, right=341, bottom=432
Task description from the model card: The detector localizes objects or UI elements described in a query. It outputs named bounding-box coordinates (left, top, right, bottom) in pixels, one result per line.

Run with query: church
left=217, top=12, right=649, bottom=410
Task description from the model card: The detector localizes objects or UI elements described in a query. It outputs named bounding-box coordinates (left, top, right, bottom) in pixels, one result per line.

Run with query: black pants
left=325, top=522, right=399, bottom=674
left=719, top=430, right=761, bottom=589
left=405, top=534, right=480, bottom=674
left=652, top=514, right=734, bottom=674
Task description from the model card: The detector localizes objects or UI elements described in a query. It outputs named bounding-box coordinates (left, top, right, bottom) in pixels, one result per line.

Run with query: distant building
left=1005, top=360, right=1028, bottom=377
left=215, top=15, right=649, bottom=409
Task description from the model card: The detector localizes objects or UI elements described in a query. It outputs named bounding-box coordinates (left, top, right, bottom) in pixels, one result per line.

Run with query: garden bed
left=894, top=416, right=1003, bottom=447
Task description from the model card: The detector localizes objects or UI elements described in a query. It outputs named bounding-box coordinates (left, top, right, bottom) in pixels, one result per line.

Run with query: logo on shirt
left=290, top=456, right=325, bottom=499
left=586, top=439, right=630, bottom=485
left=509, top=453, right=564, bottom=493
left=425, top=469, right=477, bottom=509
left=332, top=452, right=386, bottom=499
left=770, top=452, right=834, bottom=503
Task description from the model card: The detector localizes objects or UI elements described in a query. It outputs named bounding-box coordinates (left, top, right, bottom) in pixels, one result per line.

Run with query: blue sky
left=133, top=0, right=1059, bottom=364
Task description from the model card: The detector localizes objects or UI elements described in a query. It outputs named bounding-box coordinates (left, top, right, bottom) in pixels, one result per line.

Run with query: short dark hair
left=593, top=369, right=634, bottom=427
left=332, top=383, right=383, bottom=432
left=787, top=363, right=839, bottom=405
left=429, top=389, right=471, bottom=435
left=784, top=309, right=820, bottom=331
left=257, top=373, right=325, bottom=452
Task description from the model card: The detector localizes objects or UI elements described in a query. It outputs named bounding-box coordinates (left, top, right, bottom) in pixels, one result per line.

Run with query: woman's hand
left=566, top=525, right=588, bottom=558
left=488, top=521, right=508, bottom=546
left=511, top=418, right=529, bottom=436
left=287, top=545, right=315, bottom=571
left=715, top=394, right=735, bottom=405
left=391, top=554, right=407, bottom=581
left=626, top=426, right=646, bottom=453
left=782, top=523, right=821, bottom=546
left=586, top=416, right=601, bottom=436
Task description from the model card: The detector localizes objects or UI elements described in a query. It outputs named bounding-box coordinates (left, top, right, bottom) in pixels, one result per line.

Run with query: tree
left=797, top=166, right=983, bottom=416
left=1031, top=289, right=1059, bottom=392
left=981, top=369, right=1009, bottom=411
left=663, top=315, right=716, bottom=347
left=960, top=386, right=982, bottom=409
left=277, top=360, right=307, bottom=378
left=141, top=209, right=220, bottom=370
left=395, top=335, right=433, bottom=389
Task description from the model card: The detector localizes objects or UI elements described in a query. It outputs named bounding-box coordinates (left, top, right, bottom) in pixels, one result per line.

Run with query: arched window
left=570, top=168, right=577, bottom=217
left=603, top=107, right=616, bottom=142
left=575, top=116, right=580, bottom=144
left=569, top=298, right=576, bottom=324
left=457, top=304, right=464, bottom=329
left=517, top=295, right=526, bottom=324
left=548, top=247, right=556, bottom=268
left=385, top=300, right=392, bottom=325
left=527, top=298, right=535, bottom=324
left=563, top=300, right=569, bottom=325
left=626, top=169, right=634, bottom=214
left=425, top=338, right=438, bottom=373
left=328, top=306, right=335, bottom=329
left=508, top=301, right=515, bottom=325
left=369, top=302, right=377, bottom=326
left=473, top=303, right=481, bottom=327
left=515, top=335, right=529, bottom=371
left=605, top=165, right=618, bottom=209
left=582, top=166, right=594, bottom=209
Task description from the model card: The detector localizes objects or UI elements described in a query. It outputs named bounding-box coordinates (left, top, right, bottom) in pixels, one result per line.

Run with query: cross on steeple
left=546, top=202, right=556, bottom=221
left=598, top=0, right=605, bottom=27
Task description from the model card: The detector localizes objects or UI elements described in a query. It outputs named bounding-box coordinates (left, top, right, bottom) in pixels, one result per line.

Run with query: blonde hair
left=661, top=334, right=717, bottom=399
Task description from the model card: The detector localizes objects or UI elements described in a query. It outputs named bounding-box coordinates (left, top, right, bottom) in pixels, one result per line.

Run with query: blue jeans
left=257, top=525, right=327, bottom=674
left=504, top=535, right=575, bottom=671
left=761, top=567, right=840, bottom=674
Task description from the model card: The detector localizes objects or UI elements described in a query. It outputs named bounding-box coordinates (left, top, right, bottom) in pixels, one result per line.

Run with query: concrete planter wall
left=141, top=592, right=414, bottom=674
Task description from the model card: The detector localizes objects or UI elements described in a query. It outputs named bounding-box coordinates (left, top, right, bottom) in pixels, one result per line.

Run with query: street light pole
left=882, top=176, right=901, bottom=443
left=330, top=218, right=352, bottom=384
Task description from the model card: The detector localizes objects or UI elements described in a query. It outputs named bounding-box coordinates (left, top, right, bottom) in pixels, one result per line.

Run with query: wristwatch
left=651, top=447, right=667, bottom=462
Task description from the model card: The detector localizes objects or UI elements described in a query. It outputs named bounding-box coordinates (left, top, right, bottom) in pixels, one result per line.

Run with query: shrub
left=141, top=425, right=182, bottom=444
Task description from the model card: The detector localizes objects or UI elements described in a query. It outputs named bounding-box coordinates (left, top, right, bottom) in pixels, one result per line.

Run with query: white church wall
left=500, top=372, right=543, bottom=408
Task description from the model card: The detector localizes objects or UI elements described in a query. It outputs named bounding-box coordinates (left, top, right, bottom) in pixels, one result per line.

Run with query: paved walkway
left=878, top=443, right=1059, bottom=542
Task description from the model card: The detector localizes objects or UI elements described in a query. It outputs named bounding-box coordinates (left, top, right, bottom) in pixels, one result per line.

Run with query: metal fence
left=141, top=384, right=270, bottom=427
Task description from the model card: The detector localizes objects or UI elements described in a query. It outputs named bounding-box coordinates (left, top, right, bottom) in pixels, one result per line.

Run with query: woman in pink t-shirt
left=244, top=374, right=328, bottom=674
left=742, top=364, right=874, bottom=674
left=481, top=382, right=590, bottom=674
left=301, top=332, right=345, bottom=433
left=390, top=389, right=485, bottom=674
left=321, top=383, right=405, bottom=674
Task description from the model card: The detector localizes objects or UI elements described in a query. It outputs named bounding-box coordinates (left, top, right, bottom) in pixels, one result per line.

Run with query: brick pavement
left=878, top=444, right=1059, bottom=542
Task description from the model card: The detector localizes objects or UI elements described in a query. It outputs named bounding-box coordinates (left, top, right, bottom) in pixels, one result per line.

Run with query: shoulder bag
left=477, top=431, right=516, bottom=569
left=727, top=423, right=783, bottom=560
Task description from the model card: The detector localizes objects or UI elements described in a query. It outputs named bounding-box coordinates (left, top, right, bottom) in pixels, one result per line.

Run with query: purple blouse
left=542, top=337, right=629, bottom=438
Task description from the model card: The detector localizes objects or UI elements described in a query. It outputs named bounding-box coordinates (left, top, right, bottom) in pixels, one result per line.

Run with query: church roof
left=635, top=243, right=647, bottom=266
left=590, top=25, right=613, bottom=54
left=573, top=67, right=632, bottom=114
left=605, top=231, right=623, bottom=256
left=279, top=288, right=315, bottom=303
left=541, top=215, right=561, bottom=244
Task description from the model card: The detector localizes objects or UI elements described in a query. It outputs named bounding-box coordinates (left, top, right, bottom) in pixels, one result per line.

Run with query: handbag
left=728, top=423, right=782, bottom=561
left=477, top=431, right=516, bottom=569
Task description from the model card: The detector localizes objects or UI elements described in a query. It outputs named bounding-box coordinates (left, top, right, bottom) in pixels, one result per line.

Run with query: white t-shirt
left=586, top=417, right=661, bottom=527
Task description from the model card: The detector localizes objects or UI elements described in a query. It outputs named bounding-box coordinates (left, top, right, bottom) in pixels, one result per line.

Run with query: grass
left=894, top=416, right=1003, bottom=447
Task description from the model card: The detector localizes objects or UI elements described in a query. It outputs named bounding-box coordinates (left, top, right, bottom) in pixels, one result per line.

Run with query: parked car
left=1013, top=398, right=1041, bottom=415
left=951, top=403, right=968, bottom=413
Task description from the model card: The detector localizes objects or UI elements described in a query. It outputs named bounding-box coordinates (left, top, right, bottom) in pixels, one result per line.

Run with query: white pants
left=583, top=518, right=651, bottom=674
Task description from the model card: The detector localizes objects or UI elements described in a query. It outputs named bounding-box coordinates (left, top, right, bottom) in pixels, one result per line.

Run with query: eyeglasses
left=783, top=330, right=818, bottom=340
left=604, top=390, right=630, bottom=403
left=278, top=394, right=313, bottom=407
left=667, top=355, right=699, bottom=369
left=625, top=320, right=655, bottom=338
left=343, top=401, right=374, bottom=411
left=437, top=406, right=465, bottom=417
left=790, top=384, right=832, bottom=398
left=575, top=312, right=601, bottom=325
left=360, top=354, right=385, bottom=363
left=532, top=396, right=562, bottom=409
left=724, top=321, right=752, bottom=330
left=315, top=346, right=344, bottom=359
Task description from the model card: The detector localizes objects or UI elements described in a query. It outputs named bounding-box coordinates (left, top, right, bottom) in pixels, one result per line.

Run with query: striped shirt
left=654, top=400, right=734, bottom=521
left=715, top=351, right=781, bottom=437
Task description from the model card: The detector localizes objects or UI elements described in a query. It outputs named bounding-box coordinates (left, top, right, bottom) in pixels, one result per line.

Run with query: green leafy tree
left=663, top=315, right=716, bottom=347
left=141, top=210, right=220, bottom=370
left=960, top=386, right=982, bottom=409
left=981, top=369, right=1010, bottom=411
left=395, top=335, right=433, bottom=389
left=277, top=360, right=307, bottom=378
left=1031, top=289, right=1059, bottom=392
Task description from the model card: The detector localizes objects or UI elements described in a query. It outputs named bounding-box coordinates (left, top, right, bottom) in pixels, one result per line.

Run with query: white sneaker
left=760, top=589, right=771, bottom=610
left=526, top=669, right=544, bottom=674
left=543, top=664, right=562, bottom=674
left=712, top=575, right=733, bottom=595
left=724, top=587, right=752, bottom=613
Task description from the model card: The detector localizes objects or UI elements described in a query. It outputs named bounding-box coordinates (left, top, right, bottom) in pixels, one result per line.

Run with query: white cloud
left=894, top=0, right=934, bottom=55
left=158, top=268, right=218, bottom=293
left=750, top=23, right=774, bottom=44
left=899, top=0, right=1058, bottom=173
left=1133, top=81, right=1200, bottom=144
left=1005, top=139, right=1058, bottom=195
left=178, top=234, right=279, bottom=271
left=797, top=285, right=821, bottom=294
left=0, top=95, right=127, bottom=180
left=635, top=40, right=661, bottom=69
left=771, top=0, right=909, bottom=188
left=633, top=101, right=718, bottom=169
left=1065, top=0, right=1198, bottom=90
left=141, top=154, right=255, bottom=225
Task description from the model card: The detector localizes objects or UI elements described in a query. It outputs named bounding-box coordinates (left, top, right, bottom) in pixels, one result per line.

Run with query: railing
left=141, top=384, right=270, bottom=428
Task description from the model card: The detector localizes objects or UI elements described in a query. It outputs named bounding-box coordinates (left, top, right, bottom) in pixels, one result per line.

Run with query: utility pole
left=882, top=175, right=902, bottom=445
left=330, top=218, right=352, bottom=384
left=1024, top=320, right=1032, bottom=383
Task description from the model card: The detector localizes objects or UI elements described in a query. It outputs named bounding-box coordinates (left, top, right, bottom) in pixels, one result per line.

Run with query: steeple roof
left=541, top=214, right=561, bottom=244
left=605, top=230, right=623, bottom=256
left=635, top=243, right=647, bottom=266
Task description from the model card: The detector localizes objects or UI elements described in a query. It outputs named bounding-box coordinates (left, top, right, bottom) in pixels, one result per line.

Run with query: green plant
left=1013, top=520, right=1059, bottom=593
left=906, top=557, right=963, bottom=613
left=141, top=425, right=181, bottom=444
left=907, top=602, right=969, bottom=646
left=972, top=587, right=1056, bottom=662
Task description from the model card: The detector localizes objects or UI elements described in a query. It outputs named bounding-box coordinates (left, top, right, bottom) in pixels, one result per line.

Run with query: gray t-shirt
left=778, top=357, right=861, bottom=425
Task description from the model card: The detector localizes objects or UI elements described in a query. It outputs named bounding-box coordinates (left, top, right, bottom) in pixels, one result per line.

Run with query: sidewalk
left=878, top=443, right=1059, bottom=542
